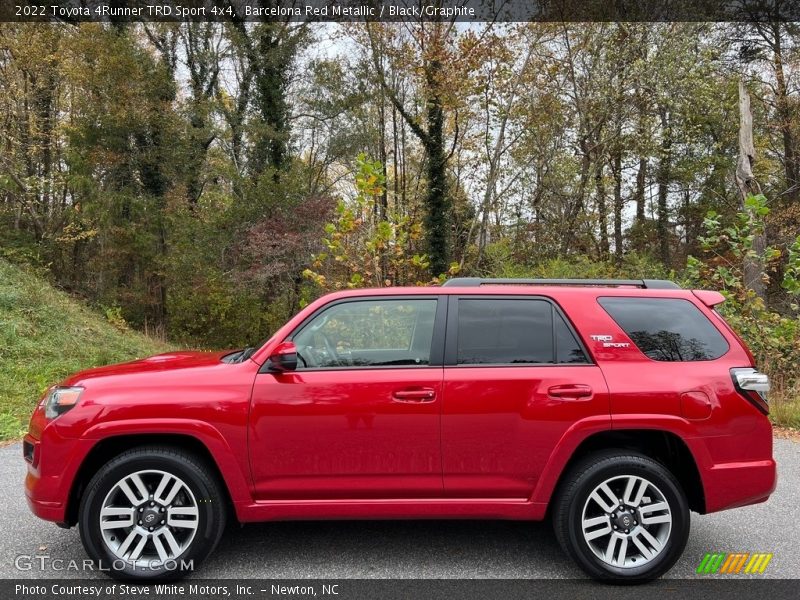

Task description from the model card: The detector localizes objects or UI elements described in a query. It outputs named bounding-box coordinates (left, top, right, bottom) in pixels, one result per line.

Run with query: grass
left=769, top=390, right=800, bottom=430
left=0, top=260, right=170, bottom=440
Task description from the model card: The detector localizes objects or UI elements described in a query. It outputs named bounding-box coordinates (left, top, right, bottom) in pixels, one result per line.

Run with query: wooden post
left=735, top=79, right=766, bottom=301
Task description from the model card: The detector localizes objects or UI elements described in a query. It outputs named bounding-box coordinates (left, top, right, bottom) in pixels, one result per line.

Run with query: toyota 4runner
left=24, top=278, right=777, bottom=582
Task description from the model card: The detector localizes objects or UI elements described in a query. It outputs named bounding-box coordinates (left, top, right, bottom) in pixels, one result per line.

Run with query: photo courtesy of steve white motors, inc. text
left=14, top=582, right=326, bottom=597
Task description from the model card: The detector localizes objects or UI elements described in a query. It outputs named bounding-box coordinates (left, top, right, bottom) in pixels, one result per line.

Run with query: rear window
left=598, top=297, right=729, bottom=361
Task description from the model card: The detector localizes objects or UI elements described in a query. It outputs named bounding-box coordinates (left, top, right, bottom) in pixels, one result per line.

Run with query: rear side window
left=555, top=312, right=588, bottom=364
left=456, top=299, right=589, bottom=365
left=598, top=297, right=729, bottom=361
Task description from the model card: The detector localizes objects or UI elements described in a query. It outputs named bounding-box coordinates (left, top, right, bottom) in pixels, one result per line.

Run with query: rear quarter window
left=598, top=297, right=729, bottom=361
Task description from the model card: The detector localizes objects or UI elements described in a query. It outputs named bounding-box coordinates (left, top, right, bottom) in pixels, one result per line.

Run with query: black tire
left=552, top=450, right=690, bottom=584
left=78, top=446, right=227, bottom=580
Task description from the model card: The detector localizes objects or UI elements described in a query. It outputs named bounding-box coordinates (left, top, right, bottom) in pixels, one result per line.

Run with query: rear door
left=441, top=295, right=610, bottom=498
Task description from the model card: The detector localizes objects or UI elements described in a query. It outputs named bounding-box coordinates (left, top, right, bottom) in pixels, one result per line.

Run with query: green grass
left=0, top=260, right=170, bottom=440
left=769, top=391, right=800, bottom=430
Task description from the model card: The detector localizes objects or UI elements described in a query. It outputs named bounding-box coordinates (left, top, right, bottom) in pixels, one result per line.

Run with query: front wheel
left=552, top=451, right=690, bottom=583
left=78, top=446, right=227, bottom=580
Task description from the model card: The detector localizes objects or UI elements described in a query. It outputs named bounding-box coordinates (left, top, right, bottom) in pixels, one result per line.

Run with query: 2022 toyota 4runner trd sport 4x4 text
left=24, top=278, right=776, bottom=582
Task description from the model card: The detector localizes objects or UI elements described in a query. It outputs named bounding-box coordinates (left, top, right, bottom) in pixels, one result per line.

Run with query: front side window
left=292, top=298, right=437, bottom=369
left=598, top=297, right=729, bottom=361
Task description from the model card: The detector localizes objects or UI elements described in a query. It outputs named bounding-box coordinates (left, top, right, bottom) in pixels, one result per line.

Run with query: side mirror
left=265, top=341, right=298, bottom=373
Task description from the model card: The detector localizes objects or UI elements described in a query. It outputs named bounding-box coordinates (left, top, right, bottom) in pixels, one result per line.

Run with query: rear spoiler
left=692, top=290, right=726, bottom=307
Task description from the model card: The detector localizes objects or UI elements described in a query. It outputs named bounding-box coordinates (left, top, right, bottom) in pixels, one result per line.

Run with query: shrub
left=687, top=194, right=800, bottom=427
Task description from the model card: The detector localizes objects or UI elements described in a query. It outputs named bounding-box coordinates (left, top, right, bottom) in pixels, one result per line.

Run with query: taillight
left=731, top=368, right=770, bottom=414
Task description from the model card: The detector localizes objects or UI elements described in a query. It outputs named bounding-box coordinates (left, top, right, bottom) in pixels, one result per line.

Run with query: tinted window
left=293, top=299, right=437, bottom=368
left=555, top=312, right=589, bottom=364
left=457, top=299, right=553, bottom=364
left=598, top=297, right=728, bottom=361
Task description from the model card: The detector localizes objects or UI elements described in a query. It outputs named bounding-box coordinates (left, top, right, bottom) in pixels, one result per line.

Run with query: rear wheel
left=553, top=451, right=690, bottom=583
left=78, top=446, right=226, bottom=580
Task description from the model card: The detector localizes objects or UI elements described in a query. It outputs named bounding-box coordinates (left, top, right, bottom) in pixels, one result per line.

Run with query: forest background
left=2, top=19, right=800, bottom=435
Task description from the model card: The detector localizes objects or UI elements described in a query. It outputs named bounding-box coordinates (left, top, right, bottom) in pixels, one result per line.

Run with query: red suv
left=24, top=278, right=776, bottom=582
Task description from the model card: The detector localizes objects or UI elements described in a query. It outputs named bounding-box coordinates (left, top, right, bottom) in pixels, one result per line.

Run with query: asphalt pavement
left=1, top=438, right=797, bottom=580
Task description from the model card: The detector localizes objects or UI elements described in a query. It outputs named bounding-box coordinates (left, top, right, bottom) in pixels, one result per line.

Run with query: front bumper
left=24, top=431, right=93, bottom=526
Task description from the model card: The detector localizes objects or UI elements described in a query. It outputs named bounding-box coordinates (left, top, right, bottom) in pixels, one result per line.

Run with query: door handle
left=392, top=388, right=437, bottom=403
left=548, top=384, right=593, bottom=399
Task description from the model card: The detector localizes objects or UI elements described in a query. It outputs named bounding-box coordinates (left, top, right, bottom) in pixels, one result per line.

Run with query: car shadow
left=201, top=519, right=581, bottom=578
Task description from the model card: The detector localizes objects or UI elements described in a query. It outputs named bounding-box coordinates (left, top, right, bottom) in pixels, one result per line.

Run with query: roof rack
left=441, top=277, right=681, bottom=289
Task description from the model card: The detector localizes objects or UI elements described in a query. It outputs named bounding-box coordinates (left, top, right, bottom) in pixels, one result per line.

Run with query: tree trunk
left=633, top=72, right=648, bottom=250
left=476, top=164, right=494, bottom=266
left=424, top=60, right=450, bottom=276
left=656, top=107, right=672, bottom=265
left=392, top=104, right=400, bottom=211
left=612, top=146, right=624, bottom=261
left=560, top=133, right=592, bottom=255
left=770, top=23, right=797, bottom=203
left=378, top=89, right=389, bottom=222
left=595, top=158, right=609, bottom=257
left=736, top=79, right=766, bottom=301
left=635, top=157, right=647, bottom=223
left=252, top=25, right=292, bottom=176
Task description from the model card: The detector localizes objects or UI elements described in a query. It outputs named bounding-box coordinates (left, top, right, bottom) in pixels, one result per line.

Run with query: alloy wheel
left=580, top=474, right=673, bottom=568
left=99, top=469, right=199, bottom=567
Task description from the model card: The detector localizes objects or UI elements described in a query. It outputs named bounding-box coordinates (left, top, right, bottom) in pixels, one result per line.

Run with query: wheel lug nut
left=149, top=527, right=153, bottom=531
left=138, top=520, right=142, bottom=525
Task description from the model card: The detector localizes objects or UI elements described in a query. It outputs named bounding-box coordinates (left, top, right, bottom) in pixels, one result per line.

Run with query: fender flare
left=529, top=415, right=612, bottom=505
left=79, top=418, right=253, bottom=508
left=531, top=414, right=709, bottom=508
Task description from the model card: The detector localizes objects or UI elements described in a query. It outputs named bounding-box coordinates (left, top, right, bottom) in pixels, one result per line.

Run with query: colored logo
left=696, top=552, right=773, bottom=574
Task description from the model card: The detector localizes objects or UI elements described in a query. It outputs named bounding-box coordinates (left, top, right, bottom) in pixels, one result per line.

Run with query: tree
left=736, top=79, right=767, bottom=299
left=363, top=20, right=485, bottom=276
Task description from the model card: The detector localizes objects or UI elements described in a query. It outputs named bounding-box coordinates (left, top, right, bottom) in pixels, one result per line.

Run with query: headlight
left=44, top=386, right=84, bottom=419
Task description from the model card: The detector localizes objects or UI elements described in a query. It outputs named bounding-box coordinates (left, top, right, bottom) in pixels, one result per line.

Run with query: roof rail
left=441, top=277, right=681, bottom=289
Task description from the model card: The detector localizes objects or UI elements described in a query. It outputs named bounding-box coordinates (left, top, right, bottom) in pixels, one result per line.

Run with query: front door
left=249, top=296, right=445, bottom=499
left=442, top=296, right=610, bottom=497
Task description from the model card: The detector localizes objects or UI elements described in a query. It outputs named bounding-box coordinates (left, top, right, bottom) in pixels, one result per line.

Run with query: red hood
left=61, top=351, right=234, bottom=386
